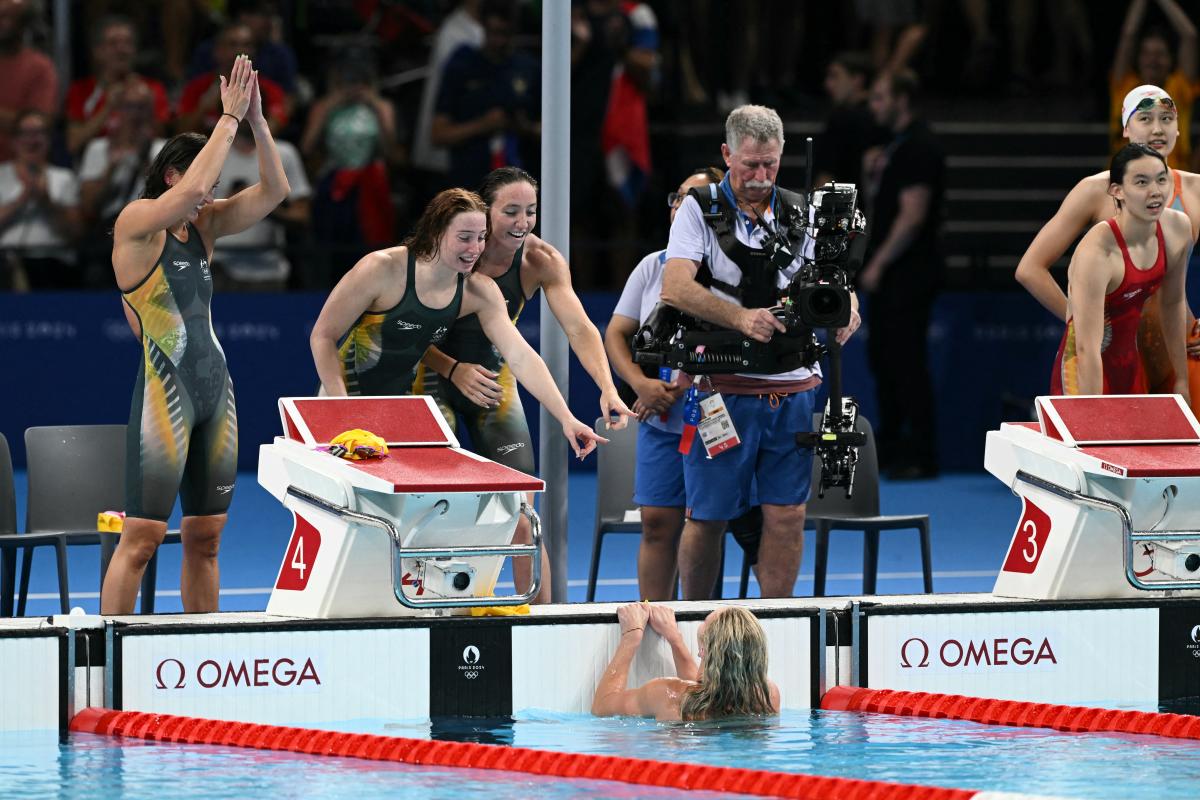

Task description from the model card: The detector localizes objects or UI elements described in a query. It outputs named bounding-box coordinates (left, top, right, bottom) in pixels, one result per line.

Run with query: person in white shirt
left=0, top=110, right=82, bottom=289
left=661, top=105, right=861, bottom=599
left=211, top=121, right=312, bottom=289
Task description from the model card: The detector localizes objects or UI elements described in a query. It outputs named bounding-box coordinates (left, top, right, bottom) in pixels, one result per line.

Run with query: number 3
left=1021, top=519, right=1039, bottom=563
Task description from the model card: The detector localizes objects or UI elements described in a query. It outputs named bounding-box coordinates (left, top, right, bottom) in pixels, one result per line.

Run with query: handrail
left=1014, top=470, right=1200, bottom=591
left=285, top=485, right=542, bottom=609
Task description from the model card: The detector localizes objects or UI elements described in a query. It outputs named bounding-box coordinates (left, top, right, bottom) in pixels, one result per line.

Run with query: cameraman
left=661, top=105, right=861, bottom=599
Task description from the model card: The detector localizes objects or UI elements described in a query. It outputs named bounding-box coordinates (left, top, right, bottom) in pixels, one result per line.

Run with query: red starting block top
left=1036, top=395, right=1200, bottom=446
left=280, top=396, right=457, bottom=447
left=1076, top=444, right=1200, bottom=477
left=348, top=447, right=544, bottom=492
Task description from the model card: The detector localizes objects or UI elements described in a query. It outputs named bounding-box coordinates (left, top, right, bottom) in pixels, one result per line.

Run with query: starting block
left=258, top=396, right=545, bottom=617
left=985, top=394, right=1200, bottom=600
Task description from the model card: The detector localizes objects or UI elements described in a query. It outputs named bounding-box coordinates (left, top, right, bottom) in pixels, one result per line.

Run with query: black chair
left=17, top=425, right=180, bottom=615
left=809, top=413, right=933, bottom=596
left=585, top=418, right=756, bottom=601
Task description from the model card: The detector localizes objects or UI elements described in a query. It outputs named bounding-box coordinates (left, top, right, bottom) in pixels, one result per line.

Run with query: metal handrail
left=285, top=486, right=543, bottom=609
left=1014, top=470, right=1200, bottom=591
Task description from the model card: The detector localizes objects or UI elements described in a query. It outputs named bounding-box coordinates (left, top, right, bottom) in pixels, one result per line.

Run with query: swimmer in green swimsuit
left=106, top=55, right=290, bottom=615
left=310, top=188, right=605, bottom=470
left=417, top=168, right=634, bottom=603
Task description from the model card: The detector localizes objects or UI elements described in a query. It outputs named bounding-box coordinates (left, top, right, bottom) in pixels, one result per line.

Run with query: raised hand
left=219, top=54, right=254, bottom=122
left=244, top=69, right=265, bottom=126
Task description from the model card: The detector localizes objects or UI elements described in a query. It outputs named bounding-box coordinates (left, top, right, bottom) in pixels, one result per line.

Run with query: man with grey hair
left=660, top=104, right=861, bottom=599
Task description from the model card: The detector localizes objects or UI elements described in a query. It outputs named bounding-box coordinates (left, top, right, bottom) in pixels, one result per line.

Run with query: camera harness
left=688, top=181, right=807, bottom=310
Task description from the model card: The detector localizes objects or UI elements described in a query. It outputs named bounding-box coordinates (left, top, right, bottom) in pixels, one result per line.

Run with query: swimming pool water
left=5, top=709, right=1199, bottom=799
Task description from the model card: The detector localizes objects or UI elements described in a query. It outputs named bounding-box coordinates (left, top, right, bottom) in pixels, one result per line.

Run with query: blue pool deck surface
left=9, top=471, right=1017, bottom=614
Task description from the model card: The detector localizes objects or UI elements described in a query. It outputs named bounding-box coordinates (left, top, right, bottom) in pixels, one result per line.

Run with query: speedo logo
left=216, top=484, right=235, bottom=495
left=1123, top=289, right=1142, bottom=300
left=173, top=260, right=189, bottom=270
left=497, top=442, right=524, bottom=455
left=395, top=320, right=422, bottom=330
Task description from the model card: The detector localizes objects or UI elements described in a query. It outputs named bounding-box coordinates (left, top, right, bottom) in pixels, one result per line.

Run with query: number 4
left=292, top=536, right=307, bottom=579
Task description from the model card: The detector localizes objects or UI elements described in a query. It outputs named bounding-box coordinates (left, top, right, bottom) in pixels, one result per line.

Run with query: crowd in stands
left=0, top=0, right=1195, bottom=292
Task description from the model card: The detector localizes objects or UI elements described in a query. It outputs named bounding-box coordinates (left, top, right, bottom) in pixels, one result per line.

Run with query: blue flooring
left=7, top=471, right=1020, bottom=616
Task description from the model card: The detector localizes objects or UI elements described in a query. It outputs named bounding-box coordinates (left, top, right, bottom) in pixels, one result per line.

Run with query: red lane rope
left=822, top=686, right=1200, bottom=741
left=70, top=707, right=979, bottom=800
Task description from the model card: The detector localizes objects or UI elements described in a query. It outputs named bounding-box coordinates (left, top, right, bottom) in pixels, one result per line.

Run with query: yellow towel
left=469, top=604, right=530, bottom=617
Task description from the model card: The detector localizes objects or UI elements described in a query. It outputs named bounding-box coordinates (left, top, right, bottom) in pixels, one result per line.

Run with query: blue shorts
left=683, top=390, right=816, bottom=521
left=633, top=422, right=687, bottom=507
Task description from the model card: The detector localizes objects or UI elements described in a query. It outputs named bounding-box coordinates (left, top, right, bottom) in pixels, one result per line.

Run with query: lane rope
left=822, top=686, right=1200, bottom=741
left=69, top=707, right=1052, bottom=800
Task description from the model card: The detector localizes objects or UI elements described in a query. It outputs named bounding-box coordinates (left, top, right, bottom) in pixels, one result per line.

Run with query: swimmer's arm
left=309, top=252, right=388, bottom=395
left=592, top=624, right=646, bottom=716
left=113, top=115, right=239, bottom=242
left=115, top=59, right=252, bottom=242
left=420, top=345, right=457, bottom=380
left=204, top=119, right=290, bottom=240
left=535, top=243, right=632, bottom=427
left=1015, top=179, right=1099, bottom=322
left=469, top=276, right=570, bottom=423
left=1161, top=210, right=1192, bottom=398
left=1066, top=234, right=1111, bottom=395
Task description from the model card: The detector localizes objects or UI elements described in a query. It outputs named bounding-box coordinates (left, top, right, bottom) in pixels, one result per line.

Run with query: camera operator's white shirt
left=614, top=248, right=685, bottom=435
left=665, top=193, right=818, bottom=383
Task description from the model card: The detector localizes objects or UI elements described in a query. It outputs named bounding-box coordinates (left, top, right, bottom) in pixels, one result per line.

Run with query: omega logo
left=155, top=656, right=321, bottom=689
left=899, top=636, right=1057, bottom=669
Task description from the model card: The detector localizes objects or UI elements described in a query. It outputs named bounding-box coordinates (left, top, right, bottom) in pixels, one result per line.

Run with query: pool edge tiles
left=0, top=624, right=66, bottom=732
left=110, top=604, right=822, bottom=723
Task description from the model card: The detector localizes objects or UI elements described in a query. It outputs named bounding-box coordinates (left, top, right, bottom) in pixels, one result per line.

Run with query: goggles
left=1131, top=96, right=1177, bottom=115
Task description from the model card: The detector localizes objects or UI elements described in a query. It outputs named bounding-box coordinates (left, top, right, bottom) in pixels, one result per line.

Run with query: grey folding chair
left=584, top=417, right=755, bottom=601
left=586, top=417, right=642, bottom=602
left=19, top=425, right=181, bottom=615
left=809, top=413, right=933, bottom=596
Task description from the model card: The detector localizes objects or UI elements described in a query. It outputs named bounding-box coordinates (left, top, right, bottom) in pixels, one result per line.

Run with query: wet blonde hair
left=680, top=606, right=774, bottom=721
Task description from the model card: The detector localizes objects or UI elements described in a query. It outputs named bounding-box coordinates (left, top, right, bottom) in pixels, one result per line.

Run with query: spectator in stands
left=430, top=0, right=539, bottom=190
left=77, top=81, right=164, bottom=284
left=815, top=51, right=887, bottom=189
left=569, top=0, right=657, bottom=287
left=1111, top=0, right=1196, bottom=170
left=178, top=22, right=289, bottom=134
left=0, top=111, right=82, bottom=290
left=211, top=121, right=311, bottom=290
left=188, top=0, right=299, bottom=98
left=302, top=51, right=400, bottom=261
left=0, top=0, right=57, bottom=164
left=412, top=0, right=484, bottom=200
left=65, top=15, right=171, bottom=160
left=592, top=603, right=779, bottom=721
left=861, top=70, right=945, bottom=480
left=854, top=0, right=926, bottom=75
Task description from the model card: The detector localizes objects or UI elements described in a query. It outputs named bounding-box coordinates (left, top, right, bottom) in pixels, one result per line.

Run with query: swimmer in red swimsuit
left=1052, top=143, right=1192, bottom=400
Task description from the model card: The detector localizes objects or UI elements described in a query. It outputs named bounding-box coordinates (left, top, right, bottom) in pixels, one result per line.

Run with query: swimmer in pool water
left=591, top=602, right=781, bottom=721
